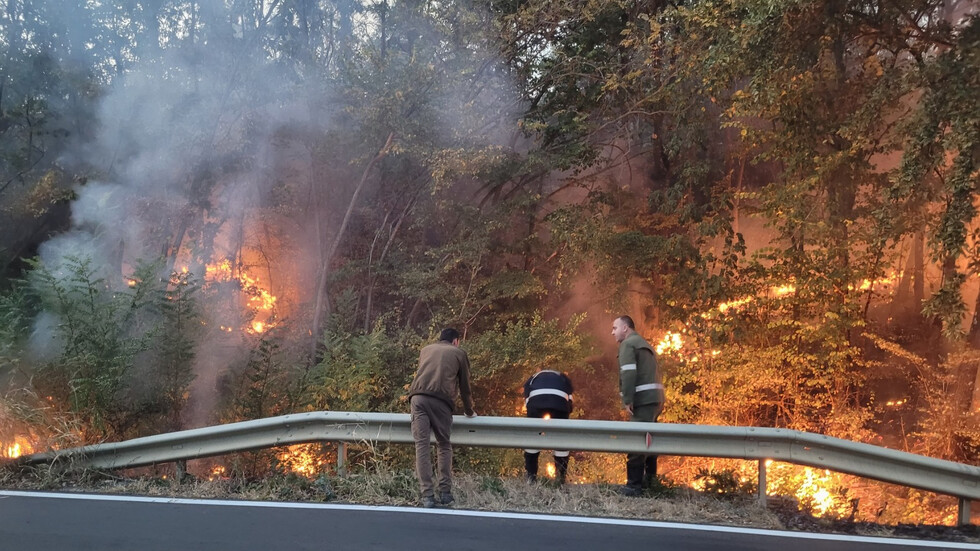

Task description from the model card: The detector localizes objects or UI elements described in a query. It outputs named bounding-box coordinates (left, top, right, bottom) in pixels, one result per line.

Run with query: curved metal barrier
left=13, top=411, right=980, bottom=524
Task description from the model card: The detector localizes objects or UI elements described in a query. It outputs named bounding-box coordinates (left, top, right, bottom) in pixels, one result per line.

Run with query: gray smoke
left=23, top=0, right=523, bottom=428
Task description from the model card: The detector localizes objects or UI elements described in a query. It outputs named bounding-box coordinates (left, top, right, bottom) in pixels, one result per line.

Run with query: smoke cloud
left=20, top=2, right=328, bottom=427
left=18, top=0, right=524, bottom=428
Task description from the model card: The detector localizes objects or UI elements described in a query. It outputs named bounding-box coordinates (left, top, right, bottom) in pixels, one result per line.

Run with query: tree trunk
left=913, top=230, right=925, bottom=309
left=311, top=133, right=394, bottom=357
left=364, top=183, right=420, bottom=332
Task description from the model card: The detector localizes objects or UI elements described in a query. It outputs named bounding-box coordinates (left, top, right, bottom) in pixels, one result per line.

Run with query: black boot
left=555, top=455, right=569, bottom=485
left=643, top=455, right=658, bottom=488
left=620, top=454, right=645, bottom=496
left=524, top=451, right=539, bottom=482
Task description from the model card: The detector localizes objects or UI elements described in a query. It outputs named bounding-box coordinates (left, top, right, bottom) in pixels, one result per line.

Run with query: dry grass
left=450, top=476, right=784, bottom=529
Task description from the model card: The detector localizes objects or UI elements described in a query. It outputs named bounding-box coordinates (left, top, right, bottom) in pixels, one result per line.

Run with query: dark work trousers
left=626, top=402, right=663, bottom=489
left=524, top=407, right=570, bottom=482
left=410, top=394, right=454, bottom=498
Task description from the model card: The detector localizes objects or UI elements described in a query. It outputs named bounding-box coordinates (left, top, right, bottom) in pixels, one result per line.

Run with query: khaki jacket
left=408, top=341, right=475, bottom=415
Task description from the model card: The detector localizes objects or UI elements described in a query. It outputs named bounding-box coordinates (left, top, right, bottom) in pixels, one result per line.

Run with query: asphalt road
left=0, top=490, right=975, bottom=551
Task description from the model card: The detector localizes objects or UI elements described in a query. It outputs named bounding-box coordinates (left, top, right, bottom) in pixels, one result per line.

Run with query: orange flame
left=2, top=436, right=33, bottom=459
left=717, top=296, right=753, bottom=314
left=546, top=463, right=556, bottom=478
left=853, top=272, right=902, bottom=292
left=793, top=467, right=847, bottom=517
left=655, top=331, right=684, bottom=355
left=277, top=444, right=324, bottom=477
left=770, top=284, right=796, bottom=297
left=208, top=465, right=227, bottom=480
left=205, top=259, right=279, bottom=334
left=206, top=259, right=234, bottom=280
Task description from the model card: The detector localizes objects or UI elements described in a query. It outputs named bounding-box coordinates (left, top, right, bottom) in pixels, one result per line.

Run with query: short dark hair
left=439, top=328, right=461, bottom=342
left=617, top=315, right=635, bottom=330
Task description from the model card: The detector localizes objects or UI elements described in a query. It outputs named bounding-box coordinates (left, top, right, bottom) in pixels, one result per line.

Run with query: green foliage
left=310, top=319, right=423, bottom=412
left=223, top=335, right=296, bottom=421
left=145, top=269, right=201, bottom=431
left=478, top=475, right=507, bottom=496
left=465, top=313, right=593, bottom=415
left=0, top=284, right=33, bottom=373
left=693, top=467, right=757, bottom=499
left=643, top=475, right=678, bottom=499
left=6, top=256, right=204, bottom=438
left=913, top=349, right=980, bottom=463
left=26, top=257, right=162, bottom=436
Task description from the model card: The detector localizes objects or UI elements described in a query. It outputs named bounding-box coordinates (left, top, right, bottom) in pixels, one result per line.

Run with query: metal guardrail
left=14, top=411, right=980, bottom=525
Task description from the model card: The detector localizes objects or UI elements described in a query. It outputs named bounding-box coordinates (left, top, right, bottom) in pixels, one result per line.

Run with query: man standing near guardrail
left=612, top=315, right=665, bottom=497
left=408, top=328, right=477, bottom=508
left=522, top=368, right=574, bottom=484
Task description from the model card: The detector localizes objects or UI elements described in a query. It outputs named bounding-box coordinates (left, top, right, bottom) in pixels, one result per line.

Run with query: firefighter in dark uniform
left=522, top=368, right=574, bottom=484
left=612, top=315, right=665, bottom=496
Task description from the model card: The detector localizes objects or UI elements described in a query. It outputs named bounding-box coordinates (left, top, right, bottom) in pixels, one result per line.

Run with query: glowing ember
left=794, top=467, right=846, bottom=517
left=546, top=463, right=556, bottom=478
left=208, top=465, right=227, bottom=480
left=277, top=444, right=324, bottom=477
left=206, top=259, right=234, bottom=280
left=205, top=259, right=279, bottom=334
left=542, top=413, right=551, bottom=420
left=770, top=284, right=796, bottom=297
left=2, top=437, right=33, bottom=459
left=854, top=272, right=901, bottom=292
left=5, top=442, right=21, bottom=458
left=717, top=296, right=753, bottom=314
left=656, top=331, right=684, bottom=355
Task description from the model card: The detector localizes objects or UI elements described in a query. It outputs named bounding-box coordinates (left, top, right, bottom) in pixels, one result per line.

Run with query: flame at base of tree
left=204, top=259, right=280, bottom=335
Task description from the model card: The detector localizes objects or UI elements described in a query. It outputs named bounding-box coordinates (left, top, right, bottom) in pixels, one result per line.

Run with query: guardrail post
left=176, top=460, right=187, bottom=482
left=337, top=442, right=347, bottom=476
left=958, top=497, right=972, bottom=526
left=758, top=459, right=767, bottom=507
